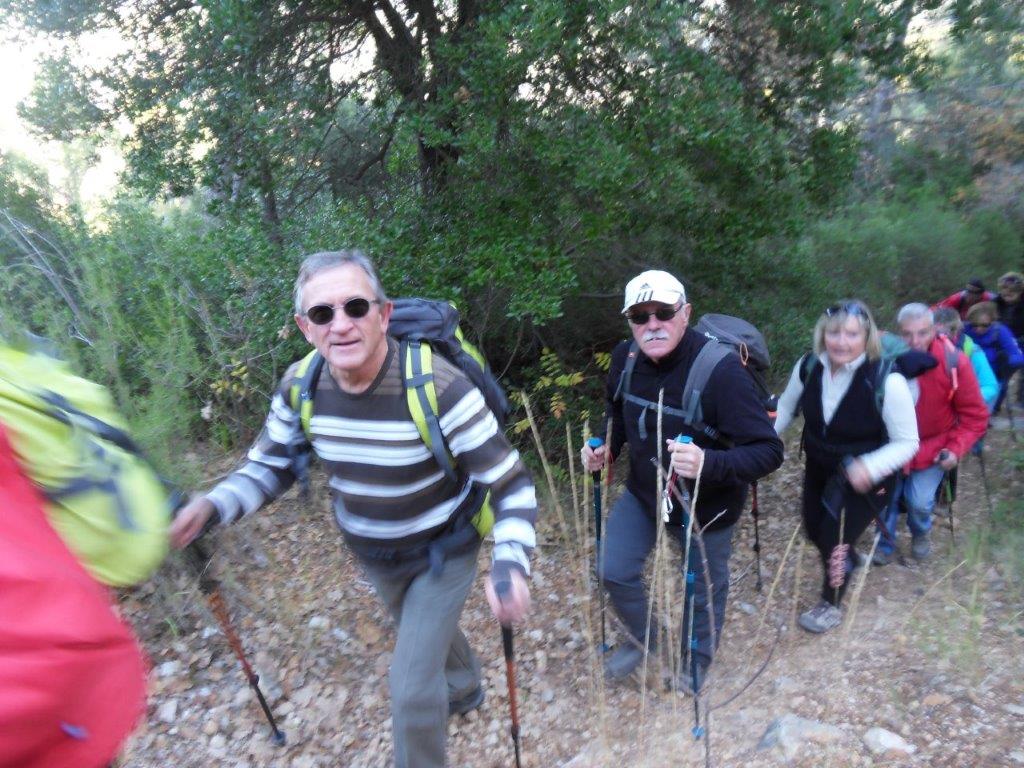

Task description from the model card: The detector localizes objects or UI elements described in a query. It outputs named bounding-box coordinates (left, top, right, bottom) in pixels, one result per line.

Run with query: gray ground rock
left=758, top=713, right=844, bottom=760
left=862, top=727, right=916, bottom=756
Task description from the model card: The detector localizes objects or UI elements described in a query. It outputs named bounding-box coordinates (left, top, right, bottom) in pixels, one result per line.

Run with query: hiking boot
left=604, top=643, right=648, bottom=681
left=798, top=601, right=843, bottom=634
left=911, top=533, right=931, bottom=561
left=871, top=549, right=893, bottom=567
left=448, top=684, right=485, bottom=717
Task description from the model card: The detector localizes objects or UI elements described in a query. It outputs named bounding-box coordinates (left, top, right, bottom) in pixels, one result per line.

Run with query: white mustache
left=642, top=330, right=669, bottom=343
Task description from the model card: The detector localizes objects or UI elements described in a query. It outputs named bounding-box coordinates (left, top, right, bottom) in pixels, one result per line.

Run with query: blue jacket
left=956, top=335, right=999, bottom=410
left=965, top=322, right=1024, bottom=380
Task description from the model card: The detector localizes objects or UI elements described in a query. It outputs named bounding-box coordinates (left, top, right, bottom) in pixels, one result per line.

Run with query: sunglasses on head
left=627, top=304, right=681, bottom=325
left=304, top=297, right=380, bottom=325
left=824, top=302, right=868, bottom=319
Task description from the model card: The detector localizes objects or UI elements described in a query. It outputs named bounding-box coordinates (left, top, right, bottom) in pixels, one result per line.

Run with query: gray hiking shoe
left=448, top=684, right=485, bottom=717
left=798, top=601, right=843, bottom=634
left=911, top=533, right=931, bottom=561
left=872, top=549, right=893, bottom=567
left=604, top=644, right=647, bottom=680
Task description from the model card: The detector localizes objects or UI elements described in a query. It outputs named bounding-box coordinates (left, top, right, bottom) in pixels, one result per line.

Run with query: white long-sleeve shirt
left=774, top=353, right=919, bottom=483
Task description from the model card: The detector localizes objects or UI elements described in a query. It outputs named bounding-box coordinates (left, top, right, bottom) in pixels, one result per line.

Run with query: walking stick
left=671, top=434, right=706, bottom=740
left=186, top=538, right=287, bottom=746
left=587, top=436, right=609, bottom=652
left=942, top=471, right=956, bottom=545
left=1006, top=396, right=1019, bottom=444
left=750, top=481, right=763, bottom=592
left=495, top=581, right=523, bottom=768
left=976, top=445, right=996, bottom=517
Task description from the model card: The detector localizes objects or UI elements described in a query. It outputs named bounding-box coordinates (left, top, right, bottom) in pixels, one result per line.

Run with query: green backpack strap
left=289, top=350, right=325, bottom=439
left=402, top=339, right=493, bottom=536
left=403, top=340, right=456, bottom=482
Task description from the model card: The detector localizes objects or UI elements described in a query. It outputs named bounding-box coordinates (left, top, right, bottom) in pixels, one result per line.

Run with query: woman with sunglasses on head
left=965, top=300, right=1024, bottom=414
left=773, top=301, right=920, bottom=634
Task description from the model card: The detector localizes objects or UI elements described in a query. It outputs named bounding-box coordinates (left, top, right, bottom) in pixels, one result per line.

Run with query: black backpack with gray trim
left=613, top=313, right=777, bottom=447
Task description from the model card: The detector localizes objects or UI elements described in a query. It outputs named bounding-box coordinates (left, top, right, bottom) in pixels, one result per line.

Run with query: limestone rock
left=863, top=727, right=916, bottom=756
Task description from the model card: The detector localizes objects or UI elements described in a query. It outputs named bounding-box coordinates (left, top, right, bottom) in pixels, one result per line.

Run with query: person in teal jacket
left=934, top=308, right=999, bottom=412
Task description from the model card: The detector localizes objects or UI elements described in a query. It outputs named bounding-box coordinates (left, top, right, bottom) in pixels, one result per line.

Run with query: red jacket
left=935, top=290, right=996, bottom=320
left=0, top=424, right=147, bottom=768
left=908, top=335, right=988, bottom=471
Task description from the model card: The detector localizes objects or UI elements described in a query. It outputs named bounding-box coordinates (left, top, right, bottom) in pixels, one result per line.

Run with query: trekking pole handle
left=586, top=436, right=604, bottom=477
left=495, top=579, right=515, bottom=654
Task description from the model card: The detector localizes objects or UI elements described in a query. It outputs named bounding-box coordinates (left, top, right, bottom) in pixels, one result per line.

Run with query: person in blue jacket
left=965, top=301, right=1024, bottom=414
left=934, top=307, right=999, bottom=412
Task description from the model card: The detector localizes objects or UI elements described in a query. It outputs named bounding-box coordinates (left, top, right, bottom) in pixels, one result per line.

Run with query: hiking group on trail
left=2, top=251, right=1022, bottom=768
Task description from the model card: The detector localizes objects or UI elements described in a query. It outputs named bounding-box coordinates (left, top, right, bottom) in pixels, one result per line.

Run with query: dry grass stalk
left=745, top=520, right=802, bottom=676
left=520, top=391, right=573, bottom=546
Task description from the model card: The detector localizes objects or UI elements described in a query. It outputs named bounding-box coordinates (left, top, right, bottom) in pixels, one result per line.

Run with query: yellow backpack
left=0, top=344, right=172, bottom=586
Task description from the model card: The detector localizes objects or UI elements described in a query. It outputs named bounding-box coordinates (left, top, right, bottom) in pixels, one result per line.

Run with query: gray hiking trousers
left=361, top=543, right=482, bottom=768
left=601, top=489, right=734, bottom=672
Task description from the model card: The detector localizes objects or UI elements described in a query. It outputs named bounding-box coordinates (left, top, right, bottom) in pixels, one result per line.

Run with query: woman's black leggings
left=802, top=460, right=893, bottom=606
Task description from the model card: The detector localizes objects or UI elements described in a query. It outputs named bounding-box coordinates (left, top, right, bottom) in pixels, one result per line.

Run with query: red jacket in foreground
left=0, top=423, right=147, bottom=768
left=908, top=335, right=989, bottom=471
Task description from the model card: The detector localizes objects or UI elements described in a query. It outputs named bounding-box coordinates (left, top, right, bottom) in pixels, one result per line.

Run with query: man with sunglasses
left=874, top=303, right=987, bottom=563
left=170, top=250, right=536, bottom=768
left=935, top=277, right=996, bottom=321
left=581, top=270, right=783, bottom=691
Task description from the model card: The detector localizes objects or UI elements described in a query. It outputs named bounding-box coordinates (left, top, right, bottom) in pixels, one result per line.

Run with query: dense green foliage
left=1, top=2, right=1023, bottom=458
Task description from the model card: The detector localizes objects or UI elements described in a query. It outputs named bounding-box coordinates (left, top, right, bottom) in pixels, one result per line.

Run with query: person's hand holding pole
left=169, top=497, right=216, bottom=549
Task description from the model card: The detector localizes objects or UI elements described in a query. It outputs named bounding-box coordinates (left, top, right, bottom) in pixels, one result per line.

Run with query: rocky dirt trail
left=119, top=430, right=1023, bottom=768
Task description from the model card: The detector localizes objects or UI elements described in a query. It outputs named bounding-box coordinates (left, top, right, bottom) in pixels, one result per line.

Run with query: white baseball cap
left=622, top=270, right=687, bottom=314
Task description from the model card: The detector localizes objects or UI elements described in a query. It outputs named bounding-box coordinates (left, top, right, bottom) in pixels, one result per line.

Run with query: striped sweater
left=205, top=339, right=536, bottom=575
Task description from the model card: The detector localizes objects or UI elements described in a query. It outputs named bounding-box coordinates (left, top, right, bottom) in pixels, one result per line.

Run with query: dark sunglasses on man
left=626, top=304, right=682, bottom=325
left=304, top=297, right=380, bottom=325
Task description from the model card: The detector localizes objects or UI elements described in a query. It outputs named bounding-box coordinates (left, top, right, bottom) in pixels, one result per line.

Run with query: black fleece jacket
left=605, top=330, right=784, bottom=531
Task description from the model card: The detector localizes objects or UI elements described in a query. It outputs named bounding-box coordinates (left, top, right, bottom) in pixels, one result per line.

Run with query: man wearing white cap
left=582, top=270, right=783, bottom=691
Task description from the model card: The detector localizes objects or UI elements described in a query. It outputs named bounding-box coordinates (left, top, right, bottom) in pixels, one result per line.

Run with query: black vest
left=800, top=359, right=888, bottom=471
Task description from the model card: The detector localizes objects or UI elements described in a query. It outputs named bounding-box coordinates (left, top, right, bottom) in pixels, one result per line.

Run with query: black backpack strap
left=679, top=340, right=733, bottom=446
left=612, top=341, right=640, bottom=403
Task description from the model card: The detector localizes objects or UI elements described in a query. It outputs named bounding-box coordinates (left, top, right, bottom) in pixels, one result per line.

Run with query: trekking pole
left=672, top=434, right=706, bottom=740
left=587, top=436, right=609, bottom=653
left=942, top=470, right=956, bottom=545
left=495, top=581, right=523, bottom=768
left=976, top=446, right=996, bottom=517
left=186, top=538, right=287, bottom=747
left=1006, top=397, right=1019, bottom=444
left=750, top=481, right=763, bottom=592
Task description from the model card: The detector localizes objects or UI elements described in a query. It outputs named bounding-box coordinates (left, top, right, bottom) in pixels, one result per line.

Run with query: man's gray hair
left=293, top=249, right=388, bottom=315
left=896, top=302, right=933, bottom=327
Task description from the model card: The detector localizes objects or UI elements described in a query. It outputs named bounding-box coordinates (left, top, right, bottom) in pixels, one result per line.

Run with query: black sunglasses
left=627, top=305, right=681, bottom=325
left=824, top=302, right=868, bottom=319
left=304, top=297, right=380, bottom=325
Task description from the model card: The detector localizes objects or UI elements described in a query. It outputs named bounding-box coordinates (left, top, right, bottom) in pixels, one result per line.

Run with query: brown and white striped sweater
left=205, top=339, right=536, bottom=575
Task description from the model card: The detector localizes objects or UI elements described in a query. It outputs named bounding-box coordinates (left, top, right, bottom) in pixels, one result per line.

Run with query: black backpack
left=614, top=313, right=777, bottom=447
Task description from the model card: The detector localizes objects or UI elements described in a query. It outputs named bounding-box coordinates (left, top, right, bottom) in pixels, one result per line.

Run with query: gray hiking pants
left=361, top=543, right=482, bottom=768
left=601, top=489, right=734, bottom=672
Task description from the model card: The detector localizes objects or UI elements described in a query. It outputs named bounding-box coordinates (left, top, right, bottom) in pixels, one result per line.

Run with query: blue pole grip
left=588, top=437, right=604, bottom=449
left=676, top=434, right=693, bottom=444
